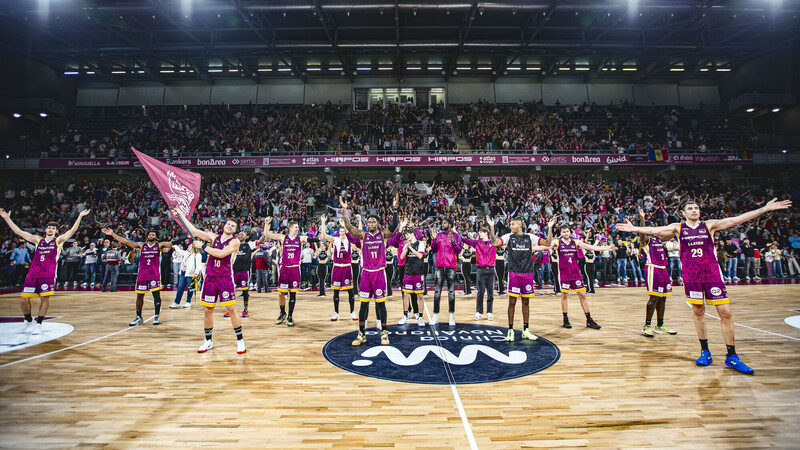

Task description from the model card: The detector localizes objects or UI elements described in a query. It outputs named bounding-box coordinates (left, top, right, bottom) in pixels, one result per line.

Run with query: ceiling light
left=669, top=68, right=685, bottom=72
left=39, top=113, right=48, bottom=118
left=227, top=69, right=238, bottom=72
left=477, top=66, right=491, bottom=70
left=277, top=67, right=291, bottom=72
left=12, top=113, right=21, bottom=118
left=575, top=67, right=590, bottom=71
left=407, top=66, right=421, bottom=70
left=428, top=66, right=442, bottom=70
left=64, top=71, right=79, bottom=75
left=507, top=67, right=521, bottom=71
left=559, top=67, right=571, bottom=71
left=208, top=69, right=223, bottom=73
left=86, top=71, right=95, bottom=75
left=328, top=67, right=343, bottom=71
left=622, top=67, right=637, bottom=71
left=160, top=70, right=174, bottom=73
left=772, top=108, right=780, bottom=113
left=456, top=66, right=471, bottom=70
left=307, top=67, right=322, bottom=71
left=527, top=67, right=541, bottom=71
left=378, top=66, right=392, bottom=70
left=111, top=70, right=126, bottom=74
left=700, top=68, right=710, bottom=72
left=746, top=108, right=755, bottom=113
left=716, top=68, right=731, bottom=72
left=257, top=68, right=272, bottom=72
left=356, top=66, right=371, bottom=70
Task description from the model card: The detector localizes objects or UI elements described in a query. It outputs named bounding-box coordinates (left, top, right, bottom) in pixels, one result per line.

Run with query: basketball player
left=636, top=208, right=678, bottom=337
left=174, top=211, right=245, bottom=354
left=489, top=216, right=555, bottom=342
left=102, top=226, right=174, bottom=327
left=319, top=215, right=359, bottom=321
left=339, top=197, right=401, bottom=347
left=227, top=231, right=255, bottom=318
left=262, top=217, right=320, bottom=327
left=0, top=208, right=90, bottom=334
left=616, top=198, right=792, bottom=374
left=462, top=226, right=497, bottom=321
left=553, top=224, right=617, bottom=329
left=394, top=226, right=426, bottom=326
left=430, top=218, right=463, bottom=326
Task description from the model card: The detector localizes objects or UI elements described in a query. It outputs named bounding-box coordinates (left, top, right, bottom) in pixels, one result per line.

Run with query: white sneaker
left=32, top=323, right=42, bottom=335
left=169, top=303, right=181, bottom=309
left=237, top=339, right=246, bottom=354
left=734, top=277, right=741, bottom=281
left=397, top=315, right=408, bottom=325
left=184, top=303, right=192, bottom=309
left=152, top=315, right=161, bottom=325
left=754, top=276, right=761, bottom=281
left=474, top=312, right=481, bottom=321
left=129, top=316, right=143, bottom=327
left=448, top=313, right=456, bottom=326
left=417, top=316, right=425, bottom=327
left=331, top=312, right=339, bottom=321
left=487, top=313, right=494, bottom=321
left=73, top=282, right=78, bottom=287
left=413, top=313, right=420, bottom=319
left=431, top=313, right=439, bottom=325
left=81, top=282, right=88, bottom=287
left=350, top=311, right=358, bottom=321
left=90, top=283, right=95, bottom=287
left=17, top=320, right=32, bottom=333
left=197, top=340, right=213, bottom=353
left=745, top=277, right=750, bottom=281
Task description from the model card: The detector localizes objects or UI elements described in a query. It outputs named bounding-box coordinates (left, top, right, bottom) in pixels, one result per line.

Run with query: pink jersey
left=206, top=235, right=234, bottom=277
left=138, top=242, right=161, bottom=279
left=29, top=238, right=59, bottom=278
left=644, top=236, right=669, bottom=268
left=556, top=238, right=582, bottom=281
left=280, top=235, right=302, bottom=267
left=397, top=239, right=407, bottom=266
left=332, top=235, right=356, bottom=265
left=361, top=232, right=386, bottom=272
left=679, top=222, right=722, bottom=283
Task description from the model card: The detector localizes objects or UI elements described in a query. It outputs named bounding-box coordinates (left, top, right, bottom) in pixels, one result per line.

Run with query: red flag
left=132, top=147, right=201, bottom=232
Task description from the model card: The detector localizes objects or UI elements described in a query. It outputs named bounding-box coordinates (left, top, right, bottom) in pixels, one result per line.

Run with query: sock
left=524, top=322, right=529, bottom=330
left=563, top=313, right=569, bottom=320
left=204, top=327, right=213, bottom=341
left=645, top=319, right=652, bottom=326
left=585, top=312, right=591, bottom=320
left=726, top=344, right=736, bottom=356
left=242, top=290, right=249, bottom=310
left=377, top=302, right=388, bottom=329
left=24, top=313, right=32, bottom=322
left=280, top=305, right=286, bottom=314
left=657, top=317, right=664, bottom=327
left=410, top=293, right=419, bottom=314
left=136, top=308, right=143, bottom=318
left=152, top=291, right=162, bottom=315
left=234, top=326, right=243, bottom=341
left=288, top=292, right=296, bottom=316
left=508, top=323, right=513, bottom=329
left=333, top=290, right=340, bottom=313
left=36, top=316, right=44, bottom=324
left=348, top=290, right=355, bottom=313
left=358, top=301, right=369, bottom=332
left=700, top=339, right=709, bottom=351
left=404, top=310, right=409, bottom=318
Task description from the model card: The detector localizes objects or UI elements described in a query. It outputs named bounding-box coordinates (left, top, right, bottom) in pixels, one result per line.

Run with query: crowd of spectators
left=1, top=172, right=797, bottom=289
left=42, top=103, right=341, bottom=159
left=456, top=99, right=745, bottom=154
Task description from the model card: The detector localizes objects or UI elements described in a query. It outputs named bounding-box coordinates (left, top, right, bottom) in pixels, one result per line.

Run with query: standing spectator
left=170, top=241, right=204, bottom=308
left=300, top=243, right=313, bottom=288
left=724, top=238, right=740, bottom=282
left=768, top=243, right=785, bottom=278
left=253, top=242, right=272, bottom=293
left=63, top=241, right=82, bottom=287
left=101, top=242, right=122, bottom=292
left=665, top=239, right=682, bottom=282
left=82, top=242, right=99, bottom=287
left=742, top=238, right=758, bottom=281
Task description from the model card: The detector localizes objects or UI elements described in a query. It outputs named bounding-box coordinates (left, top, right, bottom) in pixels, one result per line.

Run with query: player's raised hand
left=547, top=214, right=559, bottom=228
left=264, top=217, right=272, bottom=229
left=0, top=209, right=9, bottom=220
left=100, top=227, right=113, bottom=235
left=615, top=219, right=635, bottom=232
left=638, top=207, right=646, bottom=219
left=320, top=214, right=327, bottom=224
left=764, top=198, right=792, bottom=212
left=78, top=209, right=91, bottom=217
left=485, top=216, right=495, bottom=227
left=339, top=196, right=348, bottom=210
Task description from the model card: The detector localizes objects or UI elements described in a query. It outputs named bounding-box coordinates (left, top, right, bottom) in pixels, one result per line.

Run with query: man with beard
left=1, top=208, right=90, bottom=335
left=339, top=197, right=401, bottom=347
left=175, top=212, right=246, bottom=355
left=430, top=218, right=464, bottom=326
left=226, top=231, right=255, bottom=318
left=102, top=226, right=173, bottom=327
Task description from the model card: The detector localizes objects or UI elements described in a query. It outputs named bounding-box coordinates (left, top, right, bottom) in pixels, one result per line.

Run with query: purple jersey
left=206, top=235, right=234, bottom=277
left=332, top=236, right=355, bottom=265
left=361, top=232, right=386, bottom=271
left=556, top=238, right=582, bottom=281
left=29, top=238, right=59, bottom=278
left=679, top=221, right=722, bottom=283
left=280, top=235, right=302, bottom=267
left=644, top=236, right=668, bottom=268
left=138, top=242, right=161, bottom=279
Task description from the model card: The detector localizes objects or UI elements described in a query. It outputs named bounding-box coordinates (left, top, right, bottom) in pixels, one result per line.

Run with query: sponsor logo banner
left=38, top=153, right=748, bottom=169
left=322, top=323, right=560, bottom=384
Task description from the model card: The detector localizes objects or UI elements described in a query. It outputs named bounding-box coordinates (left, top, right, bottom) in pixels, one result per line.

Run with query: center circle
left=322, top=323, right=561, bottom=385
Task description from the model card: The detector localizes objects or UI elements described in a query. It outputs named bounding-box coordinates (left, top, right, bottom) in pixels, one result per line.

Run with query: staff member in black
left=385, top=247, right=395, bottom=297
left=228, top=232, right=254, bottom=318
left=315, top=243, right=329, bottom=297
left=584, top=249, right=597, bottom=294
left=460, top=246, right=473, bottom=296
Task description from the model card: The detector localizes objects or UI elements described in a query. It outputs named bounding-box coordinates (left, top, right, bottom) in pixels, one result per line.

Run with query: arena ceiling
left=1, top=0, right=799, bottom=84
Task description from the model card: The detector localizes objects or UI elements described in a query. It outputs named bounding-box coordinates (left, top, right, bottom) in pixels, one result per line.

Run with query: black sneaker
left=287, top=316, right=295, bottom=327
left=563, top=318, right=572, bottom=329
left=275, top=312, right=287, bottom=325
left=586, top=318, right=602, bottom=329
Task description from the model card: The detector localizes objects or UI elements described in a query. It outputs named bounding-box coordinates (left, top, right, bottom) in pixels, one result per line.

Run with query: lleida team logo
left=323, top=323, right=560, bottom=384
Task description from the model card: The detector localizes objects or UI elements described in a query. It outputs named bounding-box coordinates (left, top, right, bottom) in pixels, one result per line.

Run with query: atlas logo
left=322, top=323, right=560, bottom=384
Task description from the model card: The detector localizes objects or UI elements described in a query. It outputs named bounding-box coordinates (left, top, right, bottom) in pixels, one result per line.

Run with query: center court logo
left=322, top=323, right=560, bottom=384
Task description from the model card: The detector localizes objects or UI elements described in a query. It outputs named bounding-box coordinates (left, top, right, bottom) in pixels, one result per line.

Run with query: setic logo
left=322, top=323, right=560, bottom=384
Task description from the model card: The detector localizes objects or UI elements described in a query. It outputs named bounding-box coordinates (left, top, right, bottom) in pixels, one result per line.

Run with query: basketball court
left=2, top=285, right=799, bottom=448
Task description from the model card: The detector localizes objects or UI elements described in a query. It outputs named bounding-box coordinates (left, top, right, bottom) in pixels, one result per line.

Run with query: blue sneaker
left=725, top=354, right=755, bottom=374
left=696, top=350, right=713, bottom=366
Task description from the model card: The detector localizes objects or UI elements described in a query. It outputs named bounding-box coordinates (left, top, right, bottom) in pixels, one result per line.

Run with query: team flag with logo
left=132, top=147, right=201, bottom=231
left=648, top=148, right=668, bottom=162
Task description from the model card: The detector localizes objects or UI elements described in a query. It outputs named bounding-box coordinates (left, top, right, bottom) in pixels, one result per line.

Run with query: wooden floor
left=1, top=285, right=799, bottom=449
